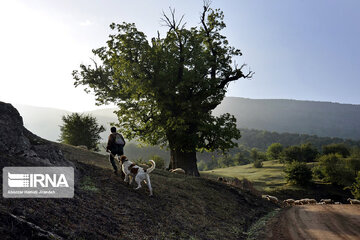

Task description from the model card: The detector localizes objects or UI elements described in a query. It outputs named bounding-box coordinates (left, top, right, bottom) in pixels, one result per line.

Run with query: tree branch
left=217, top=64, right=254, bottom=89
left=200, top=3, right=217, bottom=80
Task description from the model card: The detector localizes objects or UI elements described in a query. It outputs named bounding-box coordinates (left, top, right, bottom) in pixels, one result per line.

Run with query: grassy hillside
left=202, top=161, right=352, bottom=202
left=202, top=160, right=286, bottom=192
left=0, top=143, right=276, bottom=240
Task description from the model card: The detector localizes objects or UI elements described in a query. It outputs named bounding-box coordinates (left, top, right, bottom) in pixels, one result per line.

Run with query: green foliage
left=253, top=160, right=263, bottom=168
left=232, top=151, right=251, bottom=165
left=197, top=160, right=207, bottom=171
left=322, top=143, right=350, bottom=157
left=284, top=161, right=313, bottom=186
left=250, top=148, right=259, bottom=161
left=257, top=152, right=268, bottom=161
left=312, top=165, right=325, bottom=180
left=217, top=154, right=235, bottom=168
left=80, top=176, right=99, bottom=192
left=237, top=128, right=360, bottom=152
left=59, top=113, right=105, bottom=151
left=348, top=172, right=360, bottom=199
left=151, top=155, right=165, bottom=169
left=344, top=157, right=360, bottom=176
left=281, top=143, right=318, bottom=163
left=301, top=143, right=319, bottom=162
left=73, top=4, right=252, bottom=173
left=281, top=145, right=302, bottom=163
left=318, top=154, right=355, bottom=186
left=266, top=143, right=283, bottom=160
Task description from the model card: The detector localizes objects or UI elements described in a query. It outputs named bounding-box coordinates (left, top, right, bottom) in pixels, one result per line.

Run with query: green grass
left=80, top=176, right=100, bottom=192
left=202, top=160, right=287, bottom=192
left=246, top=208, right=281, bottom=240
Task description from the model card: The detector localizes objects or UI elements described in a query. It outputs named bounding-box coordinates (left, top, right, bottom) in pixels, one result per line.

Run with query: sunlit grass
left=201, top=160, right=287, bottom=192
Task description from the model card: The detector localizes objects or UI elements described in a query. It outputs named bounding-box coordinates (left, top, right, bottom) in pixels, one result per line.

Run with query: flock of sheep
left=215, top=177, right=360, bottom=206
left=263, top=195, right=360, bottom=205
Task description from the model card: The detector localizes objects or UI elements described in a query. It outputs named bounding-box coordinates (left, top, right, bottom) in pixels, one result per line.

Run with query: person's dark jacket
left=106, top=133, right=126, bottom=153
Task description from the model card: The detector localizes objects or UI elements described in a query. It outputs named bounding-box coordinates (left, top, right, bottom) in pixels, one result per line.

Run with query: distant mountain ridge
left=213, top=97, right=360, bottom=140
left=14, top=97, right=360, bottom=142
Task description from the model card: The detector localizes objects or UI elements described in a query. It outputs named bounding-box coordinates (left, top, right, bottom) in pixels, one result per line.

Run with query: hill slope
left=0, top=102, right=276, bottom=239
left=213, top=97, right=360, bottom=140
left=14, top=97, right=360, bottom=142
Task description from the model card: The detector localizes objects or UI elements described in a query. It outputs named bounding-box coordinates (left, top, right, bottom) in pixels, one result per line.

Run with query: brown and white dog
left=118, top=155, right=155, bottom=196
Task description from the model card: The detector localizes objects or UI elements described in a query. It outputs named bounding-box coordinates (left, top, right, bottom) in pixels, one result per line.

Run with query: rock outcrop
left=0, top=101, right=75, bottom=168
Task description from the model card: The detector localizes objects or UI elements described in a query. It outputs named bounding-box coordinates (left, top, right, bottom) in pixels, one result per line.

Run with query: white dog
left=118, top=155, right=155, bottom=196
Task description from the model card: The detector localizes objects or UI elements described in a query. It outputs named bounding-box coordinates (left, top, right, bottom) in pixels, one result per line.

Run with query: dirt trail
left=267, top=205, right=360, bottom=240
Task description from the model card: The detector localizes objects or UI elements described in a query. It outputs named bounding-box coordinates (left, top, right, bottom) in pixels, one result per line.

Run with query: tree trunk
left=170, top=149, right=200, bottom=177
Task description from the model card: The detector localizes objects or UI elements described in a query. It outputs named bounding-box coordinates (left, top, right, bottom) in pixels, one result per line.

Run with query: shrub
left=348, top=172, right=360, bottom=200
left=281, top=143, right=318, bottom=163
left=267, top=143, right=283, bottom=160
left=345, top=157, right=360, bottom=176
left=322, top=143, right=350, bottom=157
left=300, top=143, right=318, bottom=162
left=284, top=161, right=312, bottom=186
left=250, top=148, right=260, bottom=161
left=318, top=154, right=355, bottom=186
left=312, top=165, right=325, bottom=180
left=281, top=146, right=302, bottom=163
left=253, top=160, right=263, bottom=168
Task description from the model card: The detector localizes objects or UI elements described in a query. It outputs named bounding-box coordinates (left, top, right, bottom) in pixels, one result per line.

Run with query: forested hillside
left=15, top=97, right=360, bottom=142
left=237, top=128, right=360, bottom=151
left=213, top=97, right=360, bottom=140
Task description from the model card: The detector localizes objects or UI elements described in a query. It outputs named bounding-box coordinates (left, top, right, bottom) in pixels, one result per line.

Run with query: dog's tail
left=146, top=160, right=156, bottom=174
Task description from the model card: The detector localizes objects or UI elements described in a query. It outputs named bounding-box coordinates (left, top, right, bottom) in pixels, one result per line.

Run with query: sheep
left=283, top=199, right=295, bottom=206
left=320, top=199, right=333, bottom=204
left=299, top=198, right=310, bottom=204
left=299, top=198, right=316, bottom=204
left=265, top=195, right=279, bottom=204
left=169, top=168, right=186, bottom=174
left=307, top=199, right=317, bottom=204
left=347, top=198, right=360, bottom=204
left=294, top=200, right=302, bottom=205
left=334, top=202, right=342, bottom=205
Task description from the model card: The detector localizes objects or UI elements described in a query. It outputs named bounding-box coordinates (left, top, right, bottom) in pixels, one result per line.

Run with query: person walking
left=106, top=127, right=126, bottom=176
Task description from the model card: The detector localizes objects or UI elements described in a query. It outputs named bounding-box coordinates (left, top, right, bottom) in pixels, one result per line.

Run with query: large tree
left=73, top=3, right=253, bottom=176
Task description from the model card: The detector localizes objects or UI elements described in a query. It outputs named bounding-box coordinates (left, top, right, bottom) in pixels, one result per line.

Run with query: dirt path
left=267, top=205, right=360, bottom=240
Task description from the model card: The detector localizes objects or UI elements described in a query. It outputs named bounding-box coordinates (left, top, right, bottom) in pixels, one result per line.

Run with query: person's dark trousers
left=110, top=148, right=125, bottom=179
left=109, top=153, right=118, bottom=173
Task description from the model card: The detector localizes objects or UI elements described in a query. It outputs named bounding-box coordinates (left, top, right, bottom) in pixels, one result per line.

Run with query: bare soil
left=267, top=205, right=360, bottom=240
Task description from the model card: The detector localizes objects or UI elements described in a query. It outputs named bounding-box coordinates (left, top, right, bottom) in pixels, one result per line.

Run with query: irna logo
left=7, top=172, right=69, bottom=188
left=3, top=167, right=74, bottom=198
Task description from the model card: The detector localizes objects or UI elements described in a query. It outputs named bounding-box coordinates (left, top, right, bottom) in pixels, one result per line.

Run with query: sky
left=0, top=0, right=359, bottom=112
